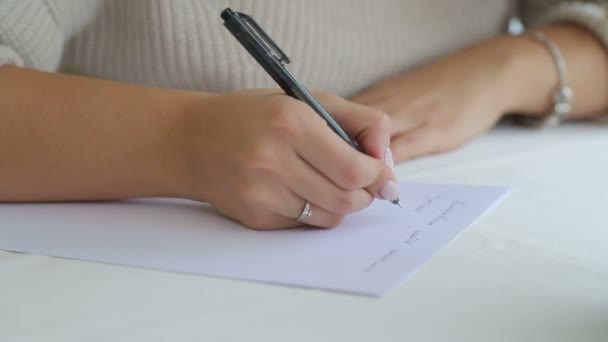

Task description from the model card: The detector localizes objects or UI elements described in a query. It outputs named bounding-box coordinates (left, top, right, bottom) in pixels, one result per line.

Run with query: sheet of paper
left=0, top=182, right=508, bottom=296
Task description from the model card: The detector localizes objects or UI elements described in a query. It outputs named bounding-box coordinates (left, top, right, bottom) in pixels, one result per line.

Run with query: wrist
left=427, top=34, right=556, bottom=120
left=491, top=33, right=562, bottom=117
left=168, top=91, right=219, bottom=202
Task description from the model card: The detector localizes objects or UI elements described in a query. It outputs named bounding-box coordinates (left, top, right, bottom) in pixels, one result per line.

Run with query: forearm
left=497, top=24, right=608, bottom=118
left=0, top=66, right=202, bottom=201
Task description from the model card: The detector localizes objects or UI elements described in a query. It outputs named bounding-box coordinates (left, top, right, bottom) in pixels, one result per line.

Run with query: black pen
left=221, top=8, right=401, bottom=207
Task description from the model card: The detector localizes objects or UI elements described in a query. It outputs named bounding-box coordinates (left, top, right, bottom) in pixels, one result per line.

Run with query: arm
left=467, top=23, right=608, bottom=118
left=0, top=66, right=397, bottom=230
left=514, top=1, right=608, bottom=117
left=0, top=1, right=185, bottom=201
left=353, top=3, right=608, bottom=161
left=0, top=1, right=396, bottom=230
left=0, top=65, right=195, bottom=201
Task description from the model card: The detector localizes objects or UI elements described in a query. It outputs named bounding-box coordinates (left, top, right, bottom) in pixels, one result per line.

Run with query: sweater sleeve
left=0, top=0, right=65, bottom=71
left=519, top=1, right=608, bottom=47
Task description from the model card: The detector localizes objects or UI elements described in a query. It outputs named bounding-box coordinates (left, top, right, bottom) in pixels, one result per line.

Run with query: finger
left=215, top=201, right=298, bottom=231
left=237, top=197, right=344, bottom=230
left=316, top=93, right=402, bottom=203
left=222, top=168, right=344, bottom=231
left=236, top=159, right=349, bottom=229
left=289, top=199, right=346, bottom=229
left=294, top=96, right=394, bottom=197
left=295, top=121, right=390, bottom=196
left=266, top=187, right=346, bottom=229
left=315, top=92, right=391, bottom=161
left=285, top=152, right=374, bottom=215
left=295, top=128, right=399, bottom=203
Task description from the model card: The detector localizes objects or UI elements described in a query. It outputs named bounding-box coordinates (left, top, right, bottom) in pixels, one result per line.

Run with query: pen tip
left=390, top=199, right=403, bottom=208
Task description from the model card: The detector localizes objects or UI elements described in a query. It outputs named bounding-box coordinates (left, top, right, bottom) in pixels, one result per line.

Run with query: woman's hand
left=0, top=66, right=395, bottom=230
left=176, top=89, right=398, bottom=230
left=354, top=26, right=608, bottom=163
left=352, top=39, right=519, bottom=162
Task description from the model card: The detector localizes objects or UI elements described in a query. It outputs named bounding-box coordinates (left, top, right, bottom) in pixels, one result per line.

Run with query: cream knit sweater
left=1, top=0, right=607, bottom=97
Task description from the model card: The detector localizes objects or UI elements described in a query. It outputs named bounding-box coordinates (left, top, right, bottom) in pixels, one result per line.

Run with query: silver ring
left=296, top=201, right=312, bottom=222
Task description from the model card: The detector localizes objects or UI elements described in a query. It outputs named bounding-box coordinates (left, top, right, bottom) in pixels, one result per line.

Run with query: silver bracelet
left=522, top=30, right=573, bottom=128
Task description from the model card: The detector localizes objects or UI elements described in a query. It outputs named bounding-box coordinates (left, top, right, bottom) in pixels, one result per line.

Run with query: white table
left=2, top=122, right=607, bottom=342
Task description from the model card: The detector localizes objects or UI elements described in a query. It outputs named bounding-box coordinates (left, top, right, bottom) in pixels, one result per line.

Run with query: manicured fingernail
left=379, top=180, right=400, bottom=202
left=384, top=147, right=395, bottom=170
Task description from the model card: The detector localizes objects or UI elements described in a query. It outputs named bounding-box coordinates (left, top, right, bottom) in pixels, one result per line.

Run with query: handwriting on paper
left=363, top=199, right=468, bottom=274
left=428, top=201, right=464, bottom=226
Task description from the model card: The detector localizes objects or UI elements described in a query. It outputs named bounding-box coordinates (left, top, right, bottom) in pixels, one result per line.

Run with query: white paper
left=0, top=182, right=508, bottom=296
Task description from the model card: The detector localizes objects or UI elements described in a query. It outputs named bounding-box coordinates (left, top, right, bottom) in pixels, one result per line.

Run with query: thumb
left=345, top=155, right=399, bottom=204
left=314, top=92, right=391, bottom=162
left=315, top=93, right=401, bottom=203
left=373, top=159, right=401, bottom=204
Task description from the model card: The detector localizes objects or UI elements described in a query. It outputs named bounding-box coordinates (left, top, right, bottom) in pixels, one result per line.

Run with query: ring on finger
left=296, top=201, right=312, bottom=222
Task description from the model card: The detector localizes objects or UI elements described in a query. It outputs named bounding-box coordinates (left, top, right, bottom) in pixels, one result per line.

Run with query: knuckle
left=267, top=101, right=303, bottom=139
left=373, top=110, right=391, bottom=128
left=242, top=141, right=279, bottom=172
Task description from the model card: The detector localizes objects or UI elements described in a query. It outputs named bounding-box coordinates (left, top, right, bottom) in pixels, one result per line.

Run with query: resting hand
left=176, top=89, right=397, bottom=230
left=352, top=40, right=516, bottom=162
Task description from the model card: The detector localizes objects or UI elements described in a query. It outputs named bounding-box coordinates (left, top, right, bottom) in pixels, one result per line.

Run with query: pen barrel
left=222, top=9, right=361, bottom=152
left=285, top=83, right=361, bottom=151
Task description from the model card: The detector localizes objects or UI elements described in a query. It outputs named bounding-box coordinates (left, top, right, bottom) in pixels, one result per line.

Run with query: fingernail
left=384, top=147, right=395, bottom=170
left=379, top=180, right=400, bottom=202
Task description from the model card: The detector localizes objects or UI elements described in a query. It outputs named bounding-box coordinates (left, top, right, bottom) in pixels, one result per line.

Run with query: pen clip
left=237, top=12, right=291, bottom=65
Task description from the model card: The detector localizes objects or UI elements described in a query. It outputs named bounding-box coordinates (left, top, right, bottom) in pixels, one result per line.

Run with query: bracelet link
left=546, top=85, right=573, bottom=126
left=522, top=30, right=573, bottom=128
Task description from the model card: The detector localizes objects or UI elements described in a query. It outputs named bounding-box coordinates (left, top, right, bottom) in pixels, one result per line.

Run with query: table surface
left=2, top=122, right=607, bottom=342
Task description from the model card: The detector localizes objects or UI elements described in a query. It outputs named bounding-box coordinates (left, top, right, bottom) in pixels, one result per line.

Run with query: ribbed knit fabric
left=526, top=2, right=608, bottom=47
left=1, top=0, right=607, bottom=97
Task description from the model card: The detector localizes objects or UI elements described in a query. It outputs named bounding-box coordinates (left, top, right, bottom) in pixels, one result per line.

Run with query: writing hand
left=177, top=89, right=397, bottom=230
